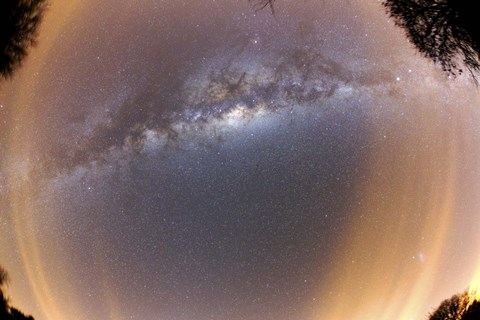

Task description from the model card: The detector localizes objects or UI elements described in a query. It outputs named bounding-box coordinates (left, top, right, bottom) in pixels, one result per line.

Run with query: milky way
left=2, top=1, right=480, bottom=320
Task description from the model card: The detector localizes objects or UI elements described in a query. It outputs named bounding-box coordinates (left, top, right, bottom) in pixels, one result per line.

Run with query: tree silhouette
left=383, top=1, right=480, bottom=79
left=428, top=290, right=480, bottom=320
left=0, top=266, right=35, bottom=320
left=0, top=0, right=48, bottom=79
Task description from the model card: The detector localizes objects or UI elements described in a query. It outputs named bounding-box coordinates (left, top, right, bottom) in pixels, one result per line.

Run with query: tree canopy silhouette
left=0, top=266, right=35, bottom=320
left=428, top=290, right=480, bottom=320
left=383, top=1, right=480, bottom=79
left=0, top=0, right=47, bottom=79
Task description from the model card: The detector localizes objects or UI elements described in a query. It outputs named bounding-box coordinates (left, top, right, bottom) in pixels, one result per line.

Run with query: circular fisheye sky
left=1, top=1, right=480, bottom=320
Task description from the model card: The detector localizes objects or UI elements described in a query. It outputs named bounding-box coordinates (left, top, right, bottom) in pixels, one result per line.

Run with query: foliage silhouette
left=0, top=0, right=47, bottom=79
left=383, top=1, right=480, bottom=79
left=0, top=266, right=35, bottom=320
left=428, top=290, right=480, bottom=320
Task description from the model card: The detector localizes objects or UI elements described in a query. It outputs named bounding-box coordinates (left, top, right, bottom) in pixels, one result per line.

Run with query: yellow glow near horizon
left=308, top=100, right=480, bottom=320
left=468, top=263, right=480, bottom=300
left=5, top=1, right=86, bottom=319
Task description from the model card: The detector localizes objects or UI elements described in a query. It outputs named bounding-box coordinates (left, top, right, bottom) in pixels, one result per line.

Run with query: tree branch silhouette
left=249, top=0, right=275, bottom=14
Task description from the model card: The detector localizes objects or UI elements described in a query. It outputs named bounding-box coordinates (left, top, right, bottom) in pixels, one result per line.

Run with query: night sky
left=2, top=1, right=480, bottom=320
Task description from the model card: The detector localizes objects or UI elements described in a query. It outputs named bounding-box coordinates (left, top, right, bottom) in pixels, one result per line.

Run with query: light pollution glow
left=2, top=1, right=480, bottom=320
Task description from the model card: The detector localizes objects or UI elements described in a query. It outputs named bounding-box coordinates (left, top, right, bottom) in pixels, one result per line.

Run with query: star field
left=1, top=1, right=480, bottom=320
